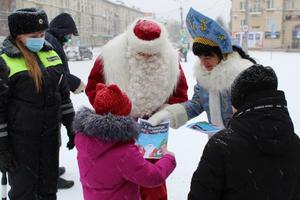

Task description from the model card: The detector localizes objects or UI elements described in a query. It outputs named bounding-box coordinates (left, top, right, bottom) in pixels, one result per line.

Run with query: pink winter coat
left=74, top=107, right=176, bottom=200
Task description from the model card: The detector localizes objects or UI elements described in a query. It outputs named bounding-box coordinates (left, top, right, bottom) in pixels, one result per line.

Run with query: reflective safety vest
left=0, top=50, right=62, bottom=77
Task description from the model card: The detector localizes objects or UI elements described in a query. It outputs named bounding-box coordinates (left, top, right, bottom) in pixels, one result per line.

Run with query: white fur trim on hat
left=127, top=18, right=169, bottom=55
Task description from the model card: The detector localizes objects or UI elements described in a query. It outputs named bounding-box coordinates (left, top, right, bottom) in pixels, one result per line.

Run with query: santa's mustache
left=134, top=54, right=160, bottom=62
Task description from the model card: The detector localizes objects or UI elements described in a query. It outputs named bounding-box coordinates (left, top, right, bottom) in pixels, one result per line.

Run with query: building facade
left=231, top=0, right=300, bottom=49
left=0, top=0, right=145, bottom=46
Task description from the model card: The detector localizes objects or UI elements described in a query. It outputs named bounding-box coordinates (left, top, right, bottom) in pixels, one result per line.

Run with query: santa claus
left=85, top=19, right=188, bottom=200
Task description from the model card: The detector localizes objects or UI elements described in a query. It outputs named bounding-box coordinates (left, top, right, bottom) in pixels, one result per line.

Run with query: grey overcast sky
left=113, top=0, right=232, bottom=23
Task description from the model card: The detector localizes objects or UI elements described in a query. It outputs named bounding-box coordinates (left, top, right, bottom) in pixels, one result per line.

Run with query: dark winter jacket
left=45, top=13, right=81, bottom=92
left=0, top=37, right=75, bottom=149
left=188, top=90, right=300, bottom=200
left=74, top=107, right=176, bottom=200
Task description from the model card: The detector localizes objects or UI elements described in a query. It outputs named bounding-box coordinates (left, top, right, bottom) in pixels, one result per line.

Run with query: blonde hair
left=15, top=38, right=42, bottom=93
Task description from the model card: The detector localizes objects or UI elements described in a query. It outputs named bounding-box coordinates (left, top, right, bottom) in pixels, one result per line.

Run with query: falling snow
left=57, top=49, right=300, bottom=200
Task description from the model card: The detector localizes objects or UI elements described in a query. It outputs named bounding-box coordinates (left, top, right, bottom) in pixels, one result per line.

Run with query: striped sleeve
left=61, top=102, right=75, bottom=116
left=59, top=71, right=75, bottom=127
left=0, top=123, right=8, bottom=137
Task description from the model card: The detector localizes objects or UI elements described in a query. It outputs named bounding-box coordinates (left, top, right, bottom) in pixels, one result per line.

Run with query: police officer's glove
left=66, top=126, right=75, bottom=150
left=0, top=150, right=16, bottom=172
left=73, top=81, right=86, bottom=94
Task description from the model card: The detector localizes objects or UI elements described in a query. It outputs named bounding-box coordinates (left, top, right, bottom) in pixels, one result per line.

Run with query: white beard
left=101, top=33, right=180, bottom=118
left=126, top=49, right=176, bottom=118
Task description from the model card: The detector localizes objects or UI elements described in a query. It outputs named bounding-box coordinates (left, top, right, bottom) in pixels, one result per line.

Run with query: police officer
left=0, top=8, right=75, bottom=200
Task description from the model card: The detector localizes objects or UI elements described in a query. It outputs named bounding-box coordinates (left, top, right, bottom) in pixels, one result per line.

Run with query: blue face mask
left=25, top=37, right=45, bottom=52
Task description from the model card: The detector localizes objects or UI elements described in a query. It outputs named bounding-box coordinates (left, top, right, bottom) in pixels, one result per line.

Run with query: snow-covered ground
left=57, top=49, right=300, bottom=200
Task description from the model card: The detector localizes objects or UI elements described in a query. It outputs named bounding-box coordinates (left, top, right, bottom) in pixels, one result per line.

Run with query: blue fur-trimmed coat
left=185, top=84, right=232, bottom=126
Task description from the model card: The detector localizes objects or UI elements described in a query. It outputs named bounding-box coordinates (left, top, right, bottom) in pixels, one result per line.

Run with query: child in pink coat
left=74, top=83, right=176, bottom=200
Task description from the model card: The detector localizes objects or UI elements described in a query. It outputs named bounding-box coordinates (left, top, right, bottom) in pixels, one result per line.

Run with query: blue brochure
left=136, top=119, right=169, bottom=159
left=187, top=121, right=221, bottom=135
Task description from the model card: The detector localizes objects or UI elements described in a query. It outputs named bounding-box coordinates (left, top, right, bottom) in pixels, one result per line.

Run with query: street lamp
left=243, top=0, right=249, bottom=53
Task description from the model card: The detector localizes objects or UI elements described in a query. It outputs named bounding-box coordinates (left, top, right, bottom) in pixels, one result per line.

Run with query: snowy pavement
left=57, top=50, right=300, bottom=200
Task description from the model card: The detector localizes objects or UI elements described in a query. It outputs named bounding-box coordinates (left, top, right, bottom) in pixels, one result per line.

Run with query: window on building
left=286, top=0, right=295, bottom=10
left=292, top=25, right=300, bottom=48
left=248, top=33, right=254, bottom=40
left=252, top=0, right=261, bottom=12
left=240, top=0, right=245, bottom=10
left=267, top=0, right=274, bottom=9
left=255, top=33, right=261, bottom=40
left=266, top=18, right=277, bottom=32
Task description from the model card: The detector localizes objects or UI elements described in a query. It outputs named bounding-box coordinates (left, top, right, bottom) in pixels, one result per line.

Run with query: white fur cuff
left=165, top=104, right=188, bottom=129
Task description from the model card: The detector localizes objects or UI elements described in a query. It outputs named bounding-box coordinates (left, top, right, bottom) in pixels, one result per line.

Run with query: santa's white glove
left=148, top=104, right=188, bottom=129
left=148, top=109, right=174, bottom=127
left=73, top=81, right=86, bottom=94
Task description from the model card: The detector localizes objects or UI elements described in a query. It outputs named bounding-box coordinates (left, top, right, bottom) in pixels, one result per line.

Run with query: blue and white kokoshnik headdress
left=186, top=7, right=233, bottom=54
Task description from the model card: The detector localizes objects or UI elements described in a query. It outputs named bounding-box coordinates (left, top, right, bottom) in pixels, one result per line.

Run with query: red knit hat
left=93, top=83, right=132, bottom=116
left=133, top=19, right=161, bottom=41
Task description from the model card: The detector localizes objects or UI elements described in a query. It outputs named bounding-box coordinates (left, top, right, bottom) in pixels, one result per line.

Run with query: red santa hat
left=127, top=18, right=169, bottom=54
left=93, top=83, right=132, bottom=116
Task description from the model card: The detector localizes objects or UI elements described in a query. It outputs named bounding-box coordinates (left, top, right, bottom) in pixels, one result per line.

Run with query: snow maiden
left=149, top=8, right=256, bottom=133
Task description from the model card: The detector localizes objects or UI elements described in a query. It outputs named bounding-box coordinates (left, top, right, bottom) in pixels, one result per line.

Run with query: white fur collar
left=100, top=33, right=179, bottom=118
left=101, top=33, right=129, bottom=89
left=194, top=52, right=254, bottom=92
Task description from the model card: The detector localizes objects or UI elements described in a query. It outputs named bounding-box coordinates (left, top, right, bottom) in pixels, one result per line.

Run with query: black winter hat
left=8, top=8, right=48, bottom=38
left=231, top=64, right=278, bottom=109
left=192, top=42, right=223, bottom=61
left=49, top=13, right=79, bottom=36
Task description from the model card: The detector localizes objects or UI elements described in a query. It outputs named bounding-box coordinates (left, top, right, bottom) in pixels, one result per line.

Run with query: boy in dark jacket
left=46, top=12, right=85, bottom=94
left=45, top=12, right=84, bottom=189
left=188, top=64, right=300, bottom=200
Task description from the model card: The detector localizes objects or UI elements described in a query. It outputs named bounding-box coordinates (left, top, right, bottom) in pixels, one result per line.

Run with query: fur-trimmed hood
left=194, top=51, right=254, bottom=92
left=75, top=107, right=139, bottom=142
left=74, top=107, right=139, bottom=159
